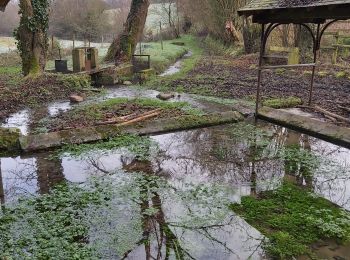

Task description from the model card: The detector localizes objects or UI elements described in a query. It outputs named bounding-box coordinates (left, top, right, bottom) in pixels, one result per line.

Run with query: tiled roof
left=240, top=0, right=350, bottom=12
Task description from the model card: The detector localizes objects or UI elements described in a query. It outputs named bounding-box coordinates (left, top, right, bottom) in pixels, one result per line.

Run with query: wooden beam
left=260, top=63, right=316, bottom=70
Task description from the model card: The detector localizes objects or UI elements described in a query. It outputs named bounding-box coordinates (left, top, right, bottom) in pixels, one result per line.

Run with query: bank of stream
left=1, top=121, right=350, bottom=259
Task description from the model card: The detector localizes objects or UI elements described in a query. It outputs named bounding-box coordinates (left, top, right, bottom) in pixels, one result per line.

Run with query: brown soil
left=0, top=72, right=88, bottom=121
left=157, top=54, right=350, bottom=126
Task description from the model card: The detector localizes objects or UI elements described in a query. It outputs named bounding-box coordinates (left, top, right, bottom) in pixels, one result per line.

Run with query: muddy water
left=1, top=122, right=350, bottom=259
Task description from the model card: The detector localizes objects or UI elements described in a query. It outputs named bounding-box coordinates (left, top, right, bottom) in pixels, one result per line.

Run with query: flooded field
left=1, top=121, right=349, bottom=259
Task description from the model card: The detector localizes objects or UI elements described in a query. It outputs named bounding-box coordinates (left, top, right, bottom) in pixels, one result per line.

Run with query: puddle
left=1, top=109, right=30, bottom=135
left=47, top=101, right=72, bottom=117
left=160, top=51, right=193, bottom=77
left=1, top=122, right=349, bottom=258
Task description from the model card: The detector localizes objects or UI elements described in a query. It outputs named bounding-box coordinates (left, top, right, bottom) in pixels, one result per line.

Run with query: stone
left=0, top=127, right=21, bottom=151
left=19, top=111, right=244, bottom=152
left=258, top=107, right=350, bottom=149
left=69, top=94, right=84, bottom=103
left=123, top=80, right=133, bottom=85
left=157, top=93, right=175, bottom=101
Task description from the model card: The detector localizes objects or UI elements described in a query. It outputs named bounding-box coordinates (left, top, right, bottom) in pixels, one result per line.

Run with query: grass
left=138, top=39, right=188, bottom=73
left=146, top=35, right=203, bottom=82
left=230, top=182, right=350, bottom=259
left=33, top=97, right=203, bottom=133
left=263, top=96, right=302, bottom=109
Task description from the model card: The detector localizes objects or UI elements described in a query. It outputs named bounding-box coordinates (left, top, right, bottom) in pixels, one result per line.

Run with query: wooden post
left=73, top=33, right=75, bottom=49
left=160, top=21, right=163, bottom=50
left=139, top=42, right=142, bottom=55
left=256, top=24, right=266, bottom=117
left=51, top=35, right=54, bottom=53
left=332, top=32, right=340, bottom=64
left=176, top=0, right=180, bottom=37
left=309, top=23, right=321, bottom=106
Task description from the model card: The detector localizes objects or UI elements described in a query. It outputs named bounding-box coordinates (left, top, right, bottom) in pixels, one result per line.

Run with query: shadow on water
left=0, top=121, right=350, bottom=259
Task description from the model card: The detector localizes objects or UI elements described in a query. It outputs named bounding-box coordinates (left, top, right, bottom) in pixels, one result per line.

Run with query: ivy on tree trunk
left=105, top=0, right=150, bottom=64
left=15, top=0, right=49, bottom=76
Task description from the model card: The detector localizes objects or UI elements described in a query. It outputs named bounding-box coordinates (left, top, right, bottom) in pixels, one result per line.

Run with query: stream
left=1, top=55, right=350, bottom=259
left=1, top=121, right=350, bottom=259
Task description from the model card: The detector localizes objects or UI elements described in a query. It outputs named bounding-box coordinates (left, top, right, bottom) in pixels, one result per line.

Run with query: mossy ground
left=230, top=182, right=350, bottom=259
left=263, top=96, right=303, bottom=109
left=32, top=97, right=203, bottom=133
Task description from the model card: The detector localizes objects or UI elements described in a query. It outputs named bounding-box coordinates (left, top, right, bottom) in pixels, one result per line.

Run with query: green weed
left=230, top=183, right=350, bottom=259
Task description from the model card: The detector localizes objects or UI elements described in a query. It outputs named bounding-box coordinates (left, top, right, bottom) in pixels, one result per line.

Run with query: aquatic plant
left=230, top=182, right=350, bottom=258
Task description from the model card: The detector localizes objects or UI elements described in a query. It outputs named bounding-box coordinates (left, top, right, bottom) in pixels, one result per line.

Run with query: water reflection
left=0, top=122, right=350, bottom=258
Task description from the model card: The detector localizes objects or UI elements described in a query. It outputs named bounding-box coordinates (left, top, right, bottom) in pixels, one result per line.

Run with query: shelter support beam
left=254, top=20, right=341, bottom=117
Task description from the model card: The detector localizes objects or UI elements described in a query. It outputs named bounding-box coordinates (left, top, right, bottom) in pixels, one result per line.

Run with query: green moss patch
left=263, top=96, right=302, bottom=109
left=230, top=183, right=350, bottom=259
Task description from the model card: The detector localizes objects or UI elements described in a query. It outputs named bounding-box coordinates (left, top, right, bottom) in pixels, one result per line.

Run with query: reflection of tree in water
left=0, top=152, right=66, bottom=206
left=0, top=160, right=5, bottom=210
left=283, top=131, right=314, bottom=189
left=36, top=152, right=65, bottom=195
left=121, top=158, right=195, bottom=259
left=69, top=144, right=258, bottom=259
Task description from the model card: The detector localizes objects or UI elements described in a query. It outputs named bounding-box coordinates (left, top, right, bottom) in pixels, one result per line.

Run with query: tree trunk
left=242, top=18, right=261, bottom=54
left=15, top=0, right=48, bottom=76
left=105, top=0, right=150, bottom=64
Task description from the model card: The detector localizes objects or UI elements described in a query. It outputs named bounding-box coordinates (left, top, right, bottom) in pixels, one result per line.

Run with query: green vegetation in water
left=0, top=184, right=104, bottom=259
left=263, top=96, right=302, bottom=109
left=58, top=134, right=156, bottom=160
left=230, top=182, right=350, bottom=259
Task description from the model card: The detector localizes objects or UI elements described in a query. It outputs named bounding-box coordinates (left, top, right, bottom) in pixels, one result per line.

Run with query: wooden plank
left=260, top=63, right=316, bottom=70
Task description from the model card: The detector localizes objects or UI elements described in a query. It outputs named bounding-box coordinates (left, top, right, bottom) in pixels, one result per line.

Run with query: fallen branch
left=117, top=111, right=161, bottom=127
left=297, top=105, right=350, bottom=124
left=338, top=105, right=350, bottom=113
left=314, top=105, right=350, bottom=124
left=96, top=109, right=162, bottom=126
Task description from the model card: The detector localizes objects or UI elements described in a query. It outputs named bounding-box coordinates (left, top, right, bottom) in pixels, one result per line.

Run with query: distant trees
left=0, top=2, right=19, bottom=36
left=105, top=0, right=150, bottom=64
left=49, top=0, right=110, bottom=41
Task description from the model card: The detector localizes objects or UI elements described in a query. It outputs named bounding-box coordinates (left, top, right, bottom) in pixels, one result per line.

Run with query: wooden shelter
left=238, top=0, right=350, bottom=115
left=0, top=0, right=10, bottom=12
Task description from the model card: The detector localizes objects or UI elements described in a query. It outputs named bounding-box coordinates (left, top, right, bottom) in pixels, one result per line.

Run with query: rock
left=157, top=93, right=175, bottom=101
left=0, top=127, right=21, bottom=151
left=69, top=94, right=84, bottom=103
left=123, top=80, right=133, bottom=85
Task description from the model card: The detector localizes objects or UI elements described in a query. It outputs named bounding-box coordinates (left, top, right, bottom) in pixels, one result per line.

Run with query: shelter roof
left=238, top=0, right=350, bottom=23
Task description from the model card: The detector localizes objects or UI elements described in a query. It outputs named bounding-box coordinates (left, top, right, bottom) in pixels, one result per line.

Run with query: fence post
left=160, top=21, right=163, bottom=50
